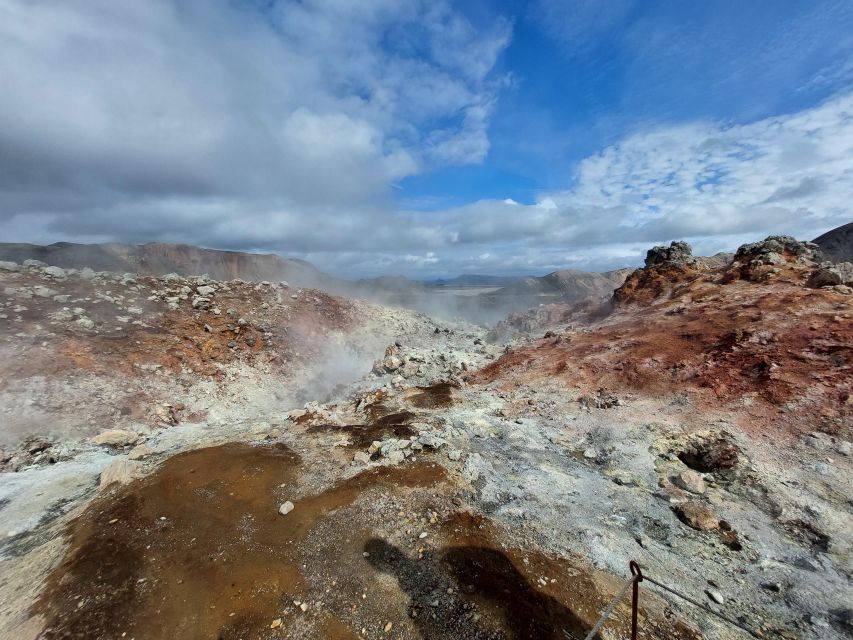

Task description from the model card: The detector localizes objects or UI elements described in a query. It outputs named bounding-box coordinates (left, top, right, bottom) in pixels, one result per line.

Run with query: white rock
left=42, top=266, right=67, bottom=279
left=196, top=285, right=216, bottom=297
left=279, top=501, right=295, bottom=515
left=100, top=458, right=143, bottom=487
left=447, top=449, right=462, bottom=461
left=32, top=286, right=58, bottom=298
left=674, top=470, right=706, bottom=494
left=386, top=450, right=405, bottom=465
left=128, top=444, right=155, bottom=460
left=75, top=317, right=95, bottom=330
left=353, top=451, right=371, bottom=464
left=0, top=261, right=20, bottom=272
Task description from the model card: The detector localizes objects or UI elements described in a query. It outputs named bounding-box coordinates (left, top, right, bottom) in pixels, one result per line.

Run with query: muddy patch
left=32, top=443, right=696, bottom=640
left=307, top=410, right=417, bottom=448
left=33, top=443, right=444, bottom=640
left=406, top=382, right=455, bottom=409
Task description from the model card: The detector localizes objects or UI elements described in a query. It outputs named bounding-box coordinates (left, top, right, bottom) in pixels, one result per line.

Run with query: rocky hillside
left=0, top=242, right=337, bottom=289
left=1, top=235, right=851, bottom=640
left=813, top=220, right=853, bottom=262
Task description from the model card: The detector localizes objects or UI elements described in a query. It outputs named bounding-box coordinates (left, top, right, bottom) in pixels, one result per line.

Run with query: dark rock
left=813, top=221, right=853, bottom=263
left=645, top=241, right=694, bottom=267
left=807, top=262, right=853, bottom=288
left=734, top=235, right=821, bottom=265
left=678, top=434, right=740, bottom=473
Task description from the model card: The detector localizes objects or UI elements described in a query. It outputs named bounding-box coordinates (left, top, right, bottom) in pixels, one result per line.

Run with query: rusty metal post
left=629, top=561, right=644, bottom=640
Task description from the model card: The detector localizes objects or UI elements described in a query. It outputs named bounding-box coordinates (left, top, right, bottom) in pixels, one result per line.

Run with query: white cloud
left=0, top=0, right=509, bottom=212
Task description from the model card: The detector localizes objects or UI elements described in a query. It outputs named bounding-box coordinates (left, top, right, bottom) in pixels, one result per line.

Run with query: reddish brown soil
left=32, top=443, right=695, bottom=640
left=33, top=443, right=445, bottom=640
left=470, top=262, right=852, bottom=438
left=1, top=273, right=361, bottom=381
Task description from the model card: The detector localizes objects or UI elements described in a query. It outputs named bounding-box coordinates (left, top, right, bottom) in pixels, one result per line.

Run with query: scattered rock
left=675, top=501, right=719, bottom=531
left=673, top=470, right=706, bottom=494
left=128, top=444, right=155, bottom=460
left=807, top=262, right=853, bottom=288
left=42, top=266, right=67, bottom=279
left=75, top=317, right=95, bottom=330
left=100, top=458, right=143, bottom=487
left=578, top=387, right=620, bottom=409
left=279, top=501, right=295, bottom=516
left=32, top=285, right=58, bottom=298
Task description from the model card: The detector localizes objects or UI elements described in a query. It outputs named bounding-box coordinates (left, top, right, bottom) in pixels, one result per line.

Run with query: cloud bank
left=1, top=0, right=851, bottom=277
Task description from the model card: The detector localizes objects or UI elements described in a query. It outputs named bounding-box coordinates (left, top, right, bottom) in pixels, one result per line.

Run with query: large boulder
left=644, top=241, right=694, bottom=267
left=734, top=235, right=821, bottom=265
left=807, top=262, right=853, bottom=288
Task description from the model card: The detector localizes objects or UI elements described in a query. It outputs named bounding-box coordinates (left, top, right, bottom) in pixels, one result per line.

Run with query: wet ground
left=28, top=441, right=696, bottom=640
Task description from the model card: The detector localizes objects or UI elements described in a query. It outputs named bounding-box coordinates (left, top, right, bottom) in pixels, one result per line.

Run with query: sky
left=1, top=0, right=853, bottom=278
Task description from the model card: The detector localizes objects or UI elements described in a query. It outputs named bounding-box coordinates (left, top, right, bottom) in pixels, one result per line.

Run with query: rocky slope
left=0, top=242, right=337, bottom=289
left=1, top=236, right=851, bottom=640
left=813, top=220, right=853, bottom=263
left=0, top=243, right=630, bottom=325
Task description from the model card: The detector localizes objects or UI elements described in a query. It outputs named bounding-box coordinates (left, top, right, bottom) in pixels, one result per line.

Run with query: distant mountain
left=0, top=242, right=338, bottom=289
left=488, top=268, right=634, bottom=300
left=426, top=274, right=521, bottom=288
left=0, top=240, right=649, bottom=324
left=813, top=221, right=853, bottom=262
left=354, top=275, right=427, bottom=294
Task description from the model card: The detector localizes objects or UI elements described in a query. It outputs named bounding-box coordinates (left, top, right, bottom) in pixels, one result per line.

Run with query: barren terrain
left=0, top=236, right=851, bottom=640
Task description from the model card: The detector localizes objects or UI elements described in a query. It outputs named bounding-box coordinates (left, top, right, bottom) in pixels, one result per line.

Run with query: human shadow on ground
left=364, top=538, right=590, bottom=639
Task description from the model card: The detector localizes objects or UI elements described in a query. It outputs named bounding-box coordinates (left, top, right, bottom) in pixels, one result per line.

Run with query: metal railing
left=571, top=561, right=765, bottom=640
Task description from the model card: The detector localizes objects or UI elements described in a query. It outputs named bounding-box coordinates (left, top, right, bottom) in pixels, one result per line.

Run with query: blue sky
left=402, top=0, right=853, bottom=208
left=2, top=0, right=853, bottom=277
